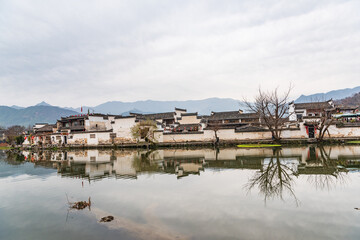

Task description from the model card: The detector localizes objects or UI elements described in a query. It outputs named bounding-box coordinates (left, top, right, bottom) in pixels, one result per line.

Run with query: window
left=90, top=134, right=96, bottom=139
left=90, top=156, right=96, bottom=161
left=69, top=135, right=73, bottom=139
left=110, top=133, right=116, bottom=138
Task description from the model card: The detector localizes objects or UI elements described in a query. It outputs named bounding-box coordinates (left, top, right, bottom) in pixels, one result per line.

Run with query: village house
left=288, top=100, right=334, bottom=122
left=21, top=101, right=360, bottom=148
left=206, top=110, right=261, bottom=129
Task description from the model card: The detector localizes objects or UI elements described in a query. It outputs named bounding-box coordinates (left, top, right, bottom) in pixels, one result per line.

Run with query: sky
left=0, top=0, right=360, bottom=107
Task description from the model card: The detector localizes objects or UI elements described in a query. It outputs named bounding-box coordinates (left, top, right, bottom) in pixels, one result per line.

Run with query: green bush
left=15, top=135, right=25, bottom=145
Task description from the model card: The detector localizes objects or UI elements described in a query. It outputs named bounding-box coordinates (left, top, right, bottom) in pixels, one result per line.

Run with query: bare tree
left=244, top=86, right=292, bottom=142
left=316, top=110, right=334, bottom=141
left=5, top=125, right=25, bottom=145
left=305, top=104, right=334, bottom=141
left=206, top=122, right=221, bottom=145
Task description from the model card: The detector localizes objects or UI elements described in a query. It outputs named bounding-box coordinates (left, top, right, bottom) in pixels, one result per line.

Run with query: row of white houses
left=23, top=101, right=360, bottom=147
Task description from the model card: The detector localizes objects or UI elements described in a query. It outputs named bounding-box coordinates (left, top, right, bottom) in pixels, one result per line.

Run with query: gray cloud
left=0, top=0, right=359, bottom=107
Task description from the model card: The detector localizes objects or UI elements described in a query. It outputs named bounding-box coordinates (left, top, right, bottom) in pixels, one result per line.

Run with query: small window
left=69, top=135, right=73, bottom=139
left=90, top=156, right=96, bottom=161
left=110, top=133, right=116, bottom=138
left=90, top=134, right=96, bottom=139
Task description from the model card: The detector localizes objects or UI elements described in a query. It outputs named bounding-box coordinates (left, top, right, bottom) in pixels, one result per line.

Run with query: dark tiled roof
left=114, top=115, right=136, bottom=119
left=294, top=101, right=333, bottom=110
left=335, top=104, right=359, bottom=110
left=70, top=125, right=86, bottom=131
left=60, top=115, right=87, bottom=121
left=137, top=112, right=175, bottom=120
left=181, top=112, right=198, bottom=116
left=208, top=111, right=259, bottom=120
left=205, top=123, right=248, bottom=129
left=35, top=124, right=55, bottom=133
left=235, top=125, right=268, bottom=132
left=175, top=107, right=187, bottom=112
left=178, top=123, right=201, bottom=127
left=208, top=111, right=241, bottom=120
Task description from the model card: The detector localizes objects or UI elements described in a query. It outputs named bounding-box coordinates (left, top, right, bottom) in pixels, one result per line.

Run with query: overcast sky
left=1, top=0, right=359, bottom=107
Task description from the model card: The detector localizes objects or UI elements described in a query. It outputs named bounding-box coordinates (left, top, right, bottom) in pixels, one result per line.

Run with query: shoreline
left=16, top=137, right=360, bottom=151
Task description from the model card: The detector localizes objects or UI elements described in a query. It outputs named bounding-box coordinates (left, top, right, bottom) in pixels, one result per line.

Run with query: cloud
left=0, top=0, right=359, bottom=107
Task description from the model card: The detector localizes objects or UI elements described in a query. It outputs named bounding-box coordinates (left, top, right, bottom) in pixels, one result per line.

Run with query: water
left=1, top=146, right=360, bottom=240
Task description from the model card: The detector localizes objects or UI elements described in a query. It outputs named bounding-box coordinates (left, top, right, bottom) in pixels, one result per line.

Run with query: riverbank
left=18, top=137, right=360, bottom=151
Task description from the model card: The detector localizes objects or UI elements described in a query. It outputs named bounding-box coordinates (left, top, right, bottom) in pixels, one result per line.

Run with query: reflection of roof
left=298, top=167, right=340, bottom=175
left=294, top=102, right=332, bottom=110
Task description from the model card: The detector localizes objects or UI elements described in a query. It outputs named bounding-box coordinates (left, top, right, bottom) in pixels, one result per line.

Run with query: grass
left=346, top=141, right=360, bottom=144
left=0, top=146, right=13, bottom=150
left=237, top=144, right=282, bottom=148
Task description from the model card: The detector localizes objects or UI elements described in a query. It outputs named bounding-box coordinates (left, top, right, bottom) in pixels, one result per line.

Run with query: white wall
left=178, top=115, right=201, bottom=124
left=112, top=117, right=137, bottom=143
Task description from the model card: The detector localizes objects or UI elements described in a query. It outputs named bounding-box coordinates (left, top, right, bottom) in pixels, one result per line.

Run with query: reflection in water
left=305, top=146, right=348, bottom=191
left=9, top=145, right=358, bottom=203
left=2, top=146, right=360, bottom=240
left=245, top=149, right=300, bottom=205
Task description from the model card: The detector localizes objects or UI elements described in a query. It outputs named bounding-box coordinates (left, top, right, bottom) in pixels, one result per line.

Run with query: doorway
left=308, top=126, right=315, bottom=138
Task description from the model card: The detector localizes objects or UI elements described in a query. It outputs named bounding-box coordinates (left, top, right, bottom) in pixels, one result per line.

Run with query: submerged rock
left=100, top=216, right=114, bottom=222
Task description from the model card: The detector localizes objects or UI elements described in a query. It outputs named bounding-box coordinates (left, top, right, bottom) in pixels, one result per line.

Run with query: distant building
left=289, top=100, right=334, bottom=122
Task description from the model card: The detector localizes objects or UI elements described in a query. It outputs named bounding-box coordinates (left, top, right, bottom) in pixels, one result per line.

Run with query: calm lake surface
left=1, top=146, right=360, bottom=240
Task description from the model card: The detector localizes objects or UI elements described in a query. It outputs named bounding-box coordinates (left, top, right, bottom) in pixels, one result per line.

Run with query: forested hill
left=336, top=92, right=360, bottom=106
left=0, top=105, right=78, bottom=127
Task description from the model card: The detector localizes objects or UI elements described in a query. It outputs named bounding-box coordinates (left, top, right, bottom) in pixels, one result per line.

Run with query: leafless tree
left=317, top=111, right=334, bottom=141
left=5, top=125, right=25, bottom=145
left=305, top=106, right=334, bottom=141
left=244, top=86, right=292, bottom=142
left=206, top=122, right=221, bottom=145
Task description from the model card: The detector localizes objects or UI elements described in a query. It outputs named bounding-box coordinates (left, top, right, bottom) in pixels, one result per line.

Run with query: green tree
left=131, top=119, right=158, bottom=143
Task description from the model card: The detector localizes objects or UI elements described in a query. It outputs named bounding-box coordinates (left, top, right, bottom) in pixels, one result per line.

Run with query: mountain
left=337, top=92, right=360, bottom=106
left=121, top=108, right=152, bottom=116
left=35, top=101, right=52, bottom=107
left=77, top=98, right=243, bottom=115
left=10, top=105, right=24, bottom=110
left=0, top=105, right=78, bottom=127
left=295, top=86, right=360, bottom=103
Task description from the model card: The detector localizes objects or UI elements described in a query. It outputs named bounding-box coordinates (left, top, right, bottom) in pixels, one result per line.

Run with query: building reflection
left=17, top=146, right=357, bottom=184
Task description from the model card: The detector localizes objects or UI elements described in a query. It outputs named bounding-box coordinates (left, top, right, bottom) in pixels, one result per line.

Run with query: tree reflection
left=306, top=146, right=348, bottom=191
left=132, top=151, right=160, bottom=172
left=245, top=149, right=299, bottom=205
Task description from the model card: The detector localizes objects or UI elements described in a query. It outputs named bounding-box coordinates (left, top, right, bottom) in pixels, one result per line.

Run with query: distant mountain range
left=77, top=98, right=243, bottom=115
left=0, top=98, right=242, bottom=127
left=295, top=86, right=360, bottom=103
left=0, top=106, right=78, bottom=127
left=2, top=86, right=360, bottom=127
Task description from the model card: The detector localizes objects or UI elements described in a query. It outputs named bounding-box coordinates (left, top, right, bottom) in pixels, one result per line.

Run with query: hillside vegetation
left=0, top=106, right=78, bottom=127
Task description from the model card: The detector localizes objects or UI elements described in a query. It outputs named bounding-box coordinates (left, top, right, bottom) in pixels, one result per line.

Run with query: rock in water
left=100, top=216, right=114, bottom=222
